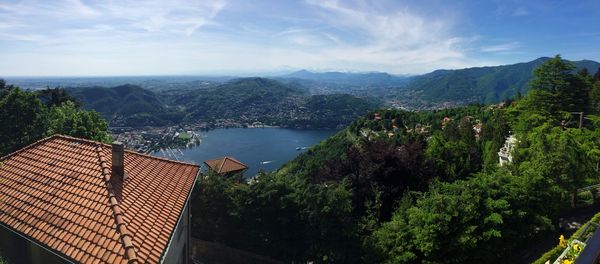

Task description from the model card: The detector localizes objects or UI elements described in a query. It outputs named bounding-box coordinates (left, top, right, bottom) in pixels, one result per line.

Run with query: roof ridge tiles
left=95, top=144, right=139, bottom=264
left=218, top=158, right=227, bottom=173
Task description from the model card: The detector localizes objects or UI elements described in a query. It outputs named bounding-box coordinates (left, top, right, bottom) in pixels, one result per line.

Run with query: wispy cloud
left=0, top=0, right=227, bottom=38
left=0, top=0, right=493, bottom=75
left=2, top=0, right=595, bottom=76
left=480, top=42, right=520, bottom=52
left=96, top=0, right=227, bottom=36
left=513, top=7, right=528, bottom=16
left=299, top=0, right=483, bottom=73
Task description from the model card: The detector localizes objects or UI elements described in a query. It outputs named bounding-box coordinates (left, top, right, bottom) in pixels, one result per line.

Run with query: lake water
left=153, top=128, right=337, bottom=177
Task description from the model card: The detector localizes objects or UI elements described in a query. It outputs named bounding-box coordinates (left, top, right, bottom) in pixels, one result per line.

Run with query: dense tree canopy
left=0, top=88, right=48, bottom=155
left=0, top=83, right=111, bottom=156
left=190, top=55, right=600, bottom=263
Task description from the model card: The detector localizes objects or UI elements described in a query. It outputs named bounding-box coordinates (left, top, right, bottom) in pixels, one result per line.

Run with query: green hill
left=176, top=77, right=379, bottom=128
left=67, top=84, right=183, bottom=126
left=67, top=78, right=379, bottom=129
left=177, top=77, right=306, bottom=121
left=406, top=57, right=600, bottom=103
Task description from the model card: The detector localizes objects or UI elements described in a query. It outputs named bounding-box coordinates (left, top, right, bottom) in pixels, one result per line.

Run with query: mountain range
left=404, top=57, right=600, bottom=103
left=66, top=78, right=380, bottom=128
left=281, top=70, right=409, bottom=86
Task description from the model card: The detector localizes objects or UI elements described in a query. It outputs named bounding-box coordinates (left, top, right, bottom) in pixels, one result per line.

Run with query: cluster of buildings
left=110, top=126, right=200, bottom=153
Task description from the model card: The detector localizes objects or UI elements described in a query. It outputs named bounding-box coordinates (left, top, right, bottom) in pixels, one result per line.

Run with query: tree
left=0, top=79, right=15, bottom=99
left=530, top=55, right=574, bottom=94
left=528, top=55, right=589, bottom=113
left=36, top=87, right=80, bottom=108
left=367, top=169, right=561, bottom=264
left=191, top=171, right=361, bottom=263
left=590, top=81, right=600, bottom=114
left=0, top=87, right=111, bottom=156
left=515, top=124, right=595, bottom=207
left=46, top=101, right=111, bottom=143
left=0, top=88, right=48, bottom=155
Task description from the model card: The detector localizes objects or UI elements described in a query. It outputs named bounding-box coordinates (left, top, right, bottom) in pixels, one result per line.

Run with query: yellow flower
left=560, top=235, right=568, bottom=248
left=562, top=259, right=573, bottom=264
left=573, top=243, right=582, bottom=252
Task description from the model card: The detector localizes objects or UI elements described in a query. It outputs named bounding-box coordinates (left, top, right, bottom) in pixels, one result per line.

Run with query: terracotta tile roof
left=0, top=135, right=199, bottom=264
left=204, top=156, right=247, bottom=174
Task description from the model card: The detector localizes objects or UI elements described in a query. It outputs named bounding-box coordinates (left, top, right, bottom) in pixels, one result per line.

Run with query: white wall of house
left=162, top=202, right=190, bottom=264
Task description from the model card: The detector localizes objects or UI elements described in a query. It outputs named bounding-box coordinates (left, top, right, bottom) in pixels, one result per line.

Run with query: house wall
left=162, top=202, right=190, bottom=264
left=0, top=225, right=70, bottom=264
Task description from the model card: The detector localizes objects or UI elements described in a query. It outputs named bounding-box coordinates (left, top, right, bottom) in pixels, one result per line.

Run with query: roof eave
left=158, top=167, right=202, bottom=263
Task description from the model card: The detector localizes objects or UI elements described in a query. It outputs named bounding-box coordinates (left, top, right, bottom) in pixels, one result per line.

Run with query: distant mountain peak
left=280, top=69, right=408, bottom=86
left=294, top=69, right=312, bottom=74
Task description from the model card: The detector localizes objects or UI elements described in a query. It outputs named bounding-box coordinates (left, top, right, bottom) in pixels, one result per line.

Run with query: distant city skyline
left=0, top=0, right=599, bottom=76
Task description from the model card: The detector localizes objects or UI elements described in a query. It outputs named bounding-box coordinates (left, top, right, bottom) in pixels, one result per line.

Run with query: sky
left=0, top=0, right=599, bottom=76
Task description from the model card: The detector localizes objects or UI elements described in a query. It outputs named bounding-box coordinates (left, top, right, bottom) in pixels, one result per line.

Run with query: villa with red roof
left=0, top=135, right=199, bottom=264
left=204, top=156, right=247, bottom=176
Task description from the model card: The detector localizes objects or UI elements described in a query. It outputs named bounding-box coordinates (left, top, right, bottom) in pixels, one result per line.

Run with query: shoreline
left=111, top=123, right=341, bottom=154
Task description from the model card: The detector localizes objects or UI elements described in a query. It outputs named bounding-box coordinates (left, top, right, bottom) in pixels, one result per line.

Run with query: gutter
left=0, top=222, right=75, bottom=264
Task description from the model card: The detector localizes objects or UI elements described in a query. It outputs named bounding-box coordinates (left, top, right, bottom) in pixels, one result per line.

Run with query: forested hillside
left=67, top=77, right=380, bottom=129
left=67, top=84, right=184, bottom=126
left=405, top=57, right=600, bottom=104
left=282, top=70, right=408, bottom=86
left=192, top=55, right=600, bottom=263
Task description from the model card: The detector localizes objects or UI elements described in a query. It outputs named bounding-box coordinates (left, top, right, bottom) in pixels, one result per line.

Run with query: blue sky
left=0, top=0, right=599, bottom=76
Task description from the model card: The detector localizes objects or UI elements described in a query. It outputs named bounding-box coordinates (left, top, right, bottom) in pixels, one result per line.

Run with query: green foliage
left=0, top=83, right=112, bottom=156
left=36, top=87, right=80, bottom=108
left=425, top=129, right=480, bottom=181
left=515, top=124, right=598, bottom=206
left=368, top=168, right=561, bottom=264
left=406, top=56, right=600, bottom=104
left=0, top=88, right=47, bottom=155
left=192, top=172, right=360, bottom=263
left=590, top=81, right=600, bottom=114
left=46, top=101, right=112, bottom=143
left=528, top=55, right=591, bottom=113
left=67, top=84, right=180, bottom=126
left=530, top=55, right=575, bottom=93
left=532, top=245, right=562, bottom=264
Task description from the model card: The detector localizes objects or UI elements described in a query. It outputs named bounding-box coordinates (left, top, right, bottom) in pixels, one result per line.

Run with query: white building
left=498, top=135, right=518, bottom=166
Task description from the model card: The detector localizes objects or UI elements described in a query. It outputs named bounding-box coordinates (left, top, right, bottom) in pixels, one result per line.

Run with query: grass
left=178, top=131, right=192, bottom=140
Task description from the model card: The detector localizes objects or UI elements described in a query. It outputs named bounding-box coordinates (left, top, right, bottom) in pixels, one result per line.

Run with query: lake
left=153, top=128, right=338, bottom=176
